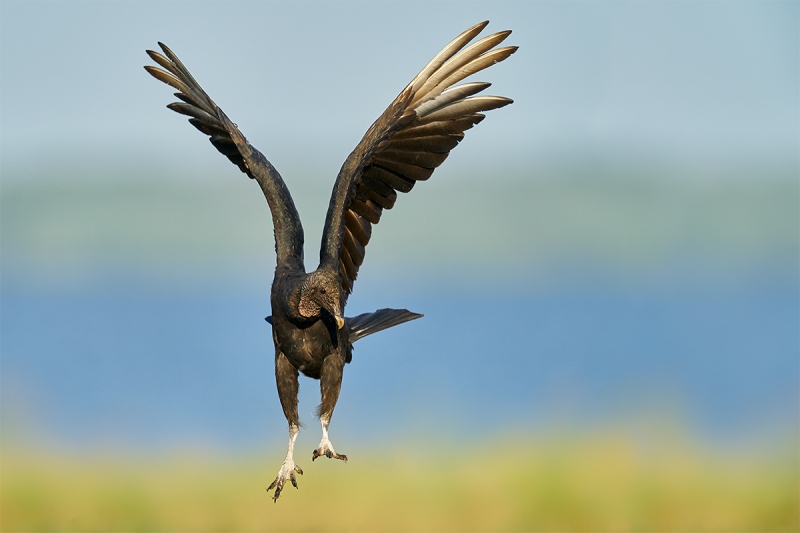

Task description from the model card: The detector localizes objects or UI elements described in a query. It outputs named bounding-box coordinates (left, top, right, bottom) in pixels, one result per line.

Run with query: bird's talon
left=312, top=439, right=347, bottom=463
left=268, top=459, right=302, bottom=502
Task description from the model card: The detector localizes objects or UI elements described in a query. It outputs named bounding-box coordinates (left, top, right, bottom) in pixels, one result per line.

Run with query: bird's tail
left=347, top=308, right=423, bottom=342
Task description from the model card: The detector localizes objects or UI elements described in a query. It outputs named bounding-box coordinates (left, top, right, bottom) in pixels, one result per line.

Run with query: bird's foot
left=266, top=459, right=303, bottom=502
left=312, top=437, right=348, bottom=462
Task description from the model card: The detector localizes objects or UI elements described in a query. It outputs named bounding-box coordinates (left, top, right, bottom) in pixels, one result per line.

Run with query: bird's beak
left=319, top=288, right=344, bottom=330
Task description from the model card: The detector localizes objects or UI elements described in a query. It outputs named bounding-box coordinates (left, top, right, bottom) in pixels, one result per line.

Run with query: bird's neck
left=272, top=271, right=316, bottom=324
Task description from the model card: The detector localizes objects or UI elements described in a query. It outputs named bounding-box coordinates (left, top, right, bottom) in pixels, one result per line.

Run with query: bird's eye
left=320, top=288, right=326, bottom=294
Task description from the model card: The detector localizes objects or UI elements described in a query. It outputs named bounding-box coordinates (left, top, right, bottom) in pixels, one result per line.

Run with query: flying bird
left=145, top=20, right=516, bottom=501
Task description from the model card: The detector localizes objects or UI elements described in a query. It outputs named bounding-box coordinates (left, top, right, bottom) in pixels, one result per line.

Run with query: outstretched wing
left=318, top=21, right=516, bottom=297
left=145, top=43, right=305, bottom=265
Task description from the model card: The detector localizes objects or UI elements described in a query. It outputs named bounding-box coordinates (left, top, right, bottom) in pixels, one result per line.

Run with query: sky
left=1, top=0, right=797, bottom=186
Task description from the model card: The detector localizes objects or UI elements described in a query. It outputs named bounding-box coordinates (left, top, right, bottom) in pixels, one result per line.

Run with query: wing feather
left=411, top=46, right=517, bottom=108
left=365, top=165, right=417, bottom=193
left=409, top=21, right=490, bottom=92
left=375, top=149, right=450, bottom=169
left=416, top=95, right=513, bottom=124
left=415, top=81, right=491, bottom=117
left=318, top=22, right=516, bottom=298
left=388, top=134, right=463, bottom=152
left=393, top=115, right=485, bottom=139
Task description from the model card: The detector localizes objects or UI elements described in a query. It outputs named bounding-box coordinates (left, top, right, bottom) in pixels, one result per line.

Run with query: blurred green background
left=1, top=1, right=798, bottom=531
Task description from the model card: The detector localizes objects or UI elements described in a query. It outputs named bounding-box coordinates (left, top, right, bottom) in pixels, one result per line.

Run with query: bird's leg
left=313, top=414, right=347, bottom=462
left=312, top=353, right=347, bottom=462
left=268, top=351, right=302, bottom=501
left=267, top=423, right=303, bottom=501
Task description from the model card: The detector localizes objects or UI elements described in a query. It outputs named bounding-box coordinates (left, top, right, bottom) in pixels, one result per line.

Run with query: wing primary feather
left=388, top=134, right=463, bottom=153
left=416, top=96, right=513, bottom=124
left=415, top=81, right=491, bottom=117
left=167, top=102, right=223, bottom=126
left=409, top=21, right=489, bottom=92
left=157, top=42, right=207, bottom=100
left=392, top=115, right=485, bottom=139
left=173, top=91, right=204, bottom=109
left=421, top=46, right=518, bottom=102
left=377, top=149, right=449, bottom=169
left=410, top=31, right=511, bottom=107
left=188, top=118, right=225, bottom=137
left=144, top=66, right=192, bottom=97
left=146, top=50, right=183, bottom=78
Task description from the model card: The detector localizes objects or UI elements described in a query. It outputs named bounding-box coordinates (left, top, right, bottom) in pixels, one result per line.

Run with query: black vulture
left=145, top=21, right=516, bottom=501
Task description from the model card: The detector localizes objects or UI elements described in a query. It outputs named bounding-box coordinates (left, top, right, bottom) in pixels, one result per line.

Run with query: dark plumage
left=145, top=20, right=516, bottom=501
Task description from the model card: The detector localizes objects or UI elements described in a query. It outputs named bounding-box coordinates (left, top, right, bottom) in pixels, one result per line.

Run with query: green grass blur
left=2, top=429, right=797, bottom=532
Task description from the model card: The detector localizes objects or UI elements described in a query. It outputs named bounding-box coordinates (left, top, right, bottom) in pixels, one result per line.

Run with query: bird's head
left=298, top=270, right=345, bottom=329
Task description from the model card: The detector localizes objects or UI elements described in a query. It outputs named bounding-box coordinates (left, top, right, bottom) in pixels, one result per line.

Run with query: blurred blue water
left=1, top=281, right=797, bottom=452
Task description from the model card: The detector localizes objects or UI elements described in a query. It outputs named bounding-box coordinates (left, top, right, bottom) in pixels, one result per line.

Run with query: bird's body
left=270, top=269, right=345, bottom=377
left=146, top=20, right=515, bottom=501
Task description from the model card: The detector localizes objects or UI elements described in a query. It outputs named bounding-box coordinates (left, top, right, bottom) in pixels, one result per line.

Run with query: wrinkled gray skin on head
left=298, top=270, right=345, bottom=329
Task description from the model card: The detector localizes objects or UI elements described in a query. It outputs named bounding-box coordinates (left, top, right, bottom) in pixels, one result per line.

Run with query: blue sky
left=1, top=0, right=796, bottom=185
